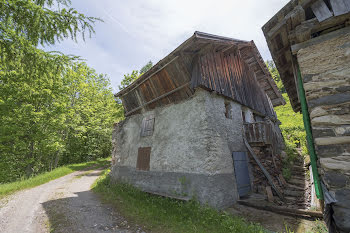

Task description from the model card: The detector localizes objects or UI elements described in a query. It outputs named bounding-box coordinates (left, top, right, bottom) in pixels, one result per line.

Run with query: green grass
left=92, top=169, right=267, bottom=233
left=275, top=93, right=307, bottom=180
left=0, top=157, right=110, bottom=199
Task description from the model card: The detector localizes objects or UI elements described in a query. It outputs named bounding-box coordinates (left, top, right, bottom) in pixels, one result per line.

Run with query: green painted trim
left=296, top=65, right=324, bottom=200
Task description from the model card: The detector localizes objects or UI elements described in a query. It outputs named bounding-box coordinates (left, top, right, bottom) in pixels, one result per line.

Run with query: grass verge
left=0, top=157, right=110, bottom=199
left=92, top=169, right=267, bottom=233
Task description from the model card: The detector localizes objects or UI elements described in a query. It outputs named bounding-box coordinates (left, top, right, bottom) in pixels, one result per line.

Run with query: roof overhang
left=116, top=31, right=285, bottom=107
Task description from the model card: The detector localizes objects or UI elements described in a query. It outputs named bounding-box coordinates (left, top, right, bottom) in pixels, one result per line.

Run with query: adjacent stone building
left=111, top=32, right=285, bottom=209
left=262, top=1, right=350, bottom=232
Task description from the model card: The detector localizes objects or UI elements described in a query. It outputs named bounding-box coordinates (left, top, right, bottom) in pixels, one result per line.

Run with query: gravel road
left=0, top=168, right=144, bottom=233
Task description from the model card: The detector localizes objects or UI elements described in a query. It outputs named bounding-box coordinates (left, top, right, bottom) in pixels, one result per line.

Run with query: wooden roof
left=116, top=31, right=285, bottom=116
left=262, top=0, right=350, bottom=112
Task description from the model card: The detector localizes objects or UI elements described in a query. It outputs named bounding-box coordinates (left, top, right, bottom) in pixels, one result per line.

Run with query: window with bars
left=140, top=114, right=155, bottom=137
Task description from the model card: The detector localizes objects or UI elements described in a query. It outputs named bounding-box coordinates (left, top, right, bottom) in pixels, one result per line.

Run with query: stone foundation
left=110, top=166, right=237, bottom=208
left=298, top=31, right=350, bottom=232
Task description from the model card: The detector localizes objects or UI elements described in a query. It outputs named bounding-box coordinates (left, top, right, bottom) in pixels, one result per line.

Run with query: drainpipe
left=296, top=64, right=323, bottom=200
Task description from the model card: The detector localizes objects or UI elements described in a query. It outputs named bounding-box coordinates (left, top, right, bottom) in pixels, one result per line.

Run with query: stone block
left=323, top=171, right=348, bottom=189
left=310, top=106, right=328, bottom=119
left=315, top=136, right=350, bottom=146
left=312, top=115, right=350, bottom=126
left=320, top=156, right=350, bottom=172
left=308, top=93, right=350, bottom=109
left=316, top=144, right=350, bottom=158
left=333, top=189, right=350, bottom=232
left=312, top=127, right=336, bottom=138
left=335, top=126, right=350, bottom=136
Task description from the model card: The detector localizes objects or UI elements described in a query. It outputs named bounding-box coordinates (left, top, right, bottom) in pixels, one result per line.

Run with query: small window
left=141, top=114, right=155, bottom=137
left=225, top=102, right=232, bottom=119
left=136, top=147, right=151, bottom=171
left=242, top=111, right=246, bottom=122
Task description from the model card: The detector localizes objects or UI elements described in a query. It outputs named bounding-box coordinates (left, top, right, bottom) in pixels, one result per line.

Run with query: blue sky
left=46, top=0, right=290, bottom=92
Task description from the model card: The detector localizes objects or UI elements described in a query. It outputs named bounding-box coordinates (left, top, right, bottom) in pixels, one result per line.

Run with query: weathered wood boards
left=116, top=32, right=285, bottom=117
left=311, top=0, right=333, bottom=22
left=244, top=138, right=285, bottom=201
left=192, top=51, right=276, bottom=117
left=330, top=0, right=350, bottom=16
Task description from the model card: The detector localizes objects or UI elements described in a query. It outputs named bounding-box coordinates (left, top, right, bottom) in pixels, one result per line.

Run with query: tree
left=118, top=70, right=140, bottom=91
left=140, top=60, right=153, bottom=74
left=266, top=60, right=286, bottom=94
left=118, top=61, right=153, bottom=91
left=0, top=0, right=119, bottom=182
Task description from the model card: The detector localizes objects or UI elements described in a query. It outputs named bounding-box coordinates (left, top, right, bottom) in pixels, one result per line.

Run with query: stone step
left=291, top=165, right=308, bottom=172
left=289, top=175, right=308, bottom=182
left=288, top=178, right=306, bottom=186
left=287, top=183, right=306, bottom=191
left=284, top=189, right=305, bottom=197
left=290, top=172, right=308, bottom=177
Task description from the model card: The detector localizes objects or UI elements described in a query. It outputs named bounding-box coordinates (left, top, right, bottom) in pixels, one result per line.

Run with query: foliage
left=0, top=61, right=118, bottom=182
left=0, top=0, right=117, bottom=183
left=266, top=60, right=307, bottom=179
left=139, top=60, right=153, bottom=74
left=275, top=94, right=307, bottom=180
left=118, top=61, right=153, bottom=91
left=266, top=60, right=286, bottom=94
left=0, top=0, right=100, bottom=47
left=0, top=157, right=110, bottom=198
left=115, top=61, right=154, bottom=120
left=118, top=70, right=140, bottom=91
left=92, top=170, right=266, bottom=233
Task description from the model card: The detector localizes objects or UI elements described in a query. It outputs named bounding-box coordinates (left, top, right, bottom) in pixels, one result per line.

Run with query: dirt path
left=0, top=168, right=145, bottom=233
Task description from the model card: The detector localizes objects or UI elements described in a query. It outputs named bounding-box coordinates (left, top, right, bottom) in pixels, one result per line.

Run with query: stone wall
left=297, top=31, right=350, bottom=232
left=111, top=88, right=248, bottom=208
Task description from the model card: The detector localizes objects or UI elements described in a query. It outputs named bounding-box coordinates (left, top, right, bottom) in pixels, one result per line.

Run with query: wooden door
left=232, top=152, right=251, bottom=197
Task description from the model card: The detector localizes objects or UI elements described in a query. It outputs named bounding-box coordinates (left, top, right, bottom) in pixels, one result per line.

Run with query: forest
left=0, top=0, right=122, bottom=183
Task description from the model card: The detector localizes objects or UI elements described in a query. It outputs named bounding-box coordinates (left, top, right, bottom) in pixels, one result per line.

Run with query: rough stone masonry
left=110, top=88, right=252, bottom=209
left=298, top=32, right=350, bottom=232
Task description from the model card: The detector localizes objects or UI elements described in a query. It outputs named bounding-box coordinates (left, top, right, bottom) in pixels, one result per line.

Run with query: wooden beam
left=238, top=200, right=323, bottom=219
left=291, top=26, right=350, bottom=54
left=243, top=138, right=285, bottom=201
left=116, top=56, right=179, bottom=97
left=125, top=82, right=190, bottom=116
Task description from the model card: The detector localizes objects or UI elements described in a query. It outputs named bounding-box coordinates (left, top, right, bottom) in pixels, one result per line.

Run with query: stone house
left=111, top=32, right=285, bottom=209
left=262, top=1, right=350, bottom=232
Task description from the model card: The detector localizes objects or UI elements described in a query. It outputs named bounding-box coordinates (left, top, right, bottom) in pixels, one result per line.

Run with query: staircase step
left=291, top=165, right=308, bottom=172
left=287, top=183, right=306, bottom=191
left=292, top=173, right=308, bottom=180
left=284, top=189, right=305, bottom=197
left=288, top=178, right=306, bottom=186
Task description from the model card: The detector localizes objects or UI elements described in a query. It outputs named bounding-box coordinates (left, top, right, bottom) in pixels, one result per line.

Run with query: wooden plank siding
left=117, top=32, right=284, bottom=117
left=192, top=51, right=276, bottom=117
left=120, top=58, right=193, bottom=116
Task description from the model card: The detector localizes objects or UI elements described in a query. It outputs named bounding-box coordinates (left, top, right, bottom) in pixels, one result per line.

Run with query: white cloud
left=47, top=0, right=290, bottom=92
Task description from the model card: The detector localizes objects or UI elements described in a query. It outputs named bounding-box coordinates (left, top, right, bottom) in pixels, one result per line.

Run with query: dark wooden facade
left=116, top=32, right=285, bottom=117
left=192, top=51, right=276, bottom=117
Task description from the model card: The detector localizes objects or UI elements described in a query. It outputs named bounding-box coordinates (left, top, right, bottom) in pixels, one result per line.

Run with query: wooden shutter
left=141, top=114, right=155, bottom=137
left=136, top=147, right=151, bottom=171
